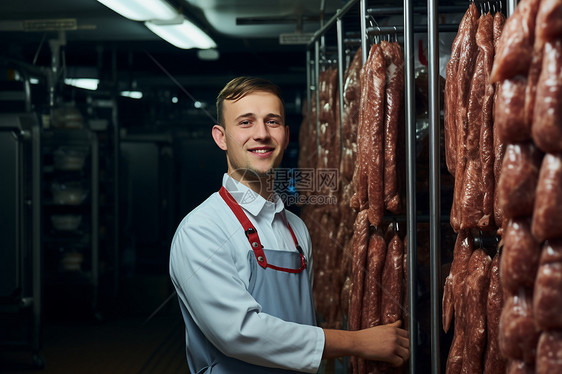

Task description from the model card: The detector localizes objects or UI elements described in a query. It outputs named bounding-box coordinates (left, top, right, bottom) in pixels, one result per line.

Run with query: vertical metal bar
left=91, top=131, right=99, bottom=312
left=404, top=0, right=418, bottom=372
left=112, top=47, right=120, bottom=298
left=31, top=117, right=42, bottom=355
left=360, top=0, right=368, bottom=63
left=306, top=49, right=312, bottom=121
left=315, top=39, right=321, bottom=157
left=337, top=16, right=345, bottom=161
left=507, top=0, right=517, bottom=16
left=428, top=0, right=441, bottom=372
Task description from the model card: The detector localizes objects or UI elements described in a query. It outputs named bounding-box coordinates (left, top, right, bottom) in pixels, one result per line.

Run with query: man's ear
left=212, top=124, right=227, bottom=151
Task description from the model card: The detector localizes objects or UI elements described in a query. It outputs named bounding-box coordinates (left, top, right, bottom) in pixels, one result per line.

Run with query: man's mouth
left=249, top=147, right=274, bottom=154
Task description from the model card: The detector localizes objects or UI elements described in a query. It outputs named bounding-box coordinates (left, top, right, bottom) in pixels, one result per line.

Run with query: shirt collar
left=222, top=173, right=285, bottom=217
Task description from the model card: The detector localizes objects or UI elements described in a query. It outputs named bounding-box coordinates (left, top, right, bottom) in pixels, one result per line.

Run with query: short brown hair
left=216, top=76, right=285, bottom=126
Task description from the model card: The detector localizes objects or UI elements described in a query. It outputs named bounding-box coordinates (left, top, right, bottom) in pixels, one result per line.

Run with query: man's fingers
left=396, top=327, right=409, bottom=338
left=388, top=320, right=401, bottom=328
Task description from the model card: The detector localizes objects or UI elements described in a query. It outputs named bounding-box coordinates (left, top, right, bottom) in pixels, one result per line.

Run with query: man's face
left=212, top=90, right=289, bottom=182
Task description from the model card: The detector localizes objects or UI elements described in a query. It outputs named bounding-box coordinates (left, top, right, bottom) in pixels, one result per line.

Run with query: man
left=169, top=76, right=409, bottom=373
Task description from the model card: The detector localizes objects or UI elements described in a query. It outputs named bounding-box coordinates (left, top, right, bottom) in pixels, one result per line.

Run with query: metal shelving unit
left=304, top=1, right=495, bottom=373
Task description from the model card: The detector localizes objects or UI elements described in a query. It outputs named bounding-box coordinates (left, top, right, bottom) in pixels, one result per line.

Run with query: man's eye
left=267, top=120, right=281, bottom=126
left=239, top=120, right=251, bottom=126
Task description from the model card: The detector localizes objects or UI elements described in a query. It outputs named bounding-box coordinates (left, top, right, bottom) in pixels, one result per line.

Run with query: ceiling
left=0, top=0, right=347, bottom=90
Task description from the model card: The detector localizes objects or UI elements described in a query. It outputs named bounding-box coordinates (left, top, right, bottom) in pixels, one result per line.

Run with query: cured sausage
left=490, top=0, right=541, bottom=82
left=532, top=153, right=562, bottom=241
left=499, top=292, right=540, bottom=363
left=494, top=76, right=530, bottom=143
left=459, top=14, right=492, bottom=230
left=381, top=41, right=404, bottom=215
left=349, top=210, right=370, bottom=333
left=535, top=0, right=562, bottom=45
left=367, top=45, right=386, bottom=227
left=444, top=5, right=473, bottom=175
left=497, top=143, right=541, bottom=219
left=493, top=12, right=506, bottom=231
left=341, top=48, right=362, bottom=182
left=506, top=360, right=535, bottom=374
left=483, top=251, right=506, bottom=374
left=533, top=239, right=562, bottom=330
left=362, top=230, right=386, bottom=330
left=460, top=248, right=492, bottom=374
left=478, top=13, right=496, bottom=230
left=381, top=228, right=404, bottom=325
left=349, top=210, right=369, bottom=374
left=536, top=330, right=562, bottom=374
left=532, top=40, right=562, bottom=153
left=459, top=157, right=484, bottom=230
left=500, top=218, right=541, bottom=294
left=445, top=232, right=474, bottom=374
left=442, top=231, right=473, bottom=333
left=451, top=3, right=479, bottom=232
left=350, top=49, right=373, bottom=212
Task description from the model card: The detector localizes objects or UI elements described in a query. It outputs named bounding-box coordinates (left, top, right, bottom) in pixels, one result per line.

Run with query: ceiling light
left=120, top=91, right=143, bottom=99
left=96, top=0, right=177, bottom=21
left=197, top=49, right=219, bottom=61
left=64, top=78, right=99, bottom=90
left=145, top=17, right=216, bottom=50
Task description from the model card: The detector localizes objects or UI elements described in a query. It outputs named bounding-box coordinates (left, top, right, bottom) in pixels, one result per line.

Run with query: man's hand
left=354, top=320, right=410, bottom=366
left=322, top=320, right=410, bottom=366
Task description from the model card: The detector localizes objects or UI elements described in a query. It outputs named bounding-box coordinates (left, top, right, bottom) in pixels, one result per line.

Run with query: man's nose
left=253, top=121, right=271, bottom=140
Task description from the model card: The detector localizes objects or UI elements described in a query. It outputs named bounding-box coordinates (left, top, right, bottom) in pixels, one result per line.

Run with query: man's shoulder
left=176, top=192, right=228, bottom=230
left=283, top=208, right=309, bottom=236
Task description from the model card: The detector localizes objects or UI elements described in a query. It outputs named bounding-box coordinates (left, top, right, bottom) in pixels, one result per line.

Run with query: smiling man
left=169, top=76, right=409, bottom=374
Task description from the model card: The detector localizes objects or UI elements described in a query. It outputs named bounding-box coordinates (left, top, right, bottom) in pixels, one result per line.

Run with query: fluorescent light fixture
left=96, top=0, right=177, bottom=21
left=64, top=78, right=99, bottom=90
left=145, top=17, right=216, bottom=50
left=120, top=90, right=143, bottom=99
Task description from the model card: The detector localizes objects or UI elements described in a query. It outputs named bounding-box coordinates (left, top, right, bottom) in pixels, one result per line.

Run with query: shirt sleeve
left=169, top=212, right=325, bottom=372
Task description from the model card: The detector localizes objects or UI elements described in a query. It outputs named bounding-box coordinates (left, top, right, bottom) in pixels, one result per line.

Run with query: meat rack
left=305, top=0, right=515, bottom=373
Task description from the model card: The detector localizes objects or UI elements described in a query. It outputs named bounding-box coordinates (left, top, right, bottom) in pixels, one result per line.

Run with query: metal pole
left=31, top=117, right=42, bottom=358
left=337, top=16, right=345, bottom=161
left=507, top=0, right=517, bottom=16
left=315, top=39, right=321, bottom=157
left=112, top=48, right=120, bottom=299
left=428, top=0, right=441, bottom=371
left=360, top=0, right=368, bottom=63
left=308, top=0, right=359, bottom=45
left=91, top=131, right=99, bottom=313
left=306, top=49, right=312, bottom=122
left=404, top=0, right=418, bottom=372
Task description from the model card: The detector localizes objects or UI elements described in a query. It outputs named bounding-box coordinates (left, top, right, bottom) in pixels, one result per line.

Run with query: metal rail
left=308, top=0, right=359, bottom=46
left=427, top=0, right=441, bottom=372
left=337, top=17, right=345, bottom=160
left=403, top=0, right=418, bottom=371
left=507, top=0, right=517, bottom=16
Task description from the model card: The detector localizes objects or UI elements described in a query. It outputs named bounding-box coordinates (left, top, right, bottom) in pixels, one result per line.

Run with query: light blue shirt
left=170, top=174, right=325, bottom=372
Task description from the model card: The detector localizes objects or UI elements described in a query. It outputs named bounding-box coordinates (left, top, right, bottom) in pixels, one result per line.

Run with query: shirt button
left=258, top=256, right=264, bottom=262
left=252, top=242, right=258, bottom=248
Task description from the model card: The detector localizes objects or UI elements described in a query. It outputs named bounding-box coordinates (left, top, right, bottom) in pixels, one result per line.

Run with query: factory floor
left=0, top=274, right=342, bottom=374
left=0, top=275, right=188, bottom=374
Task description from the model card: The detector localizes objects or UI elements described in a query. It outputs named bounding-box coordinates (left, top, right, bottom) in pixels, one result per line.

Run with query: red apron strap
left=219, top=187, right=306, bottom=273
left=220, top=187, right=267, bottom=269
